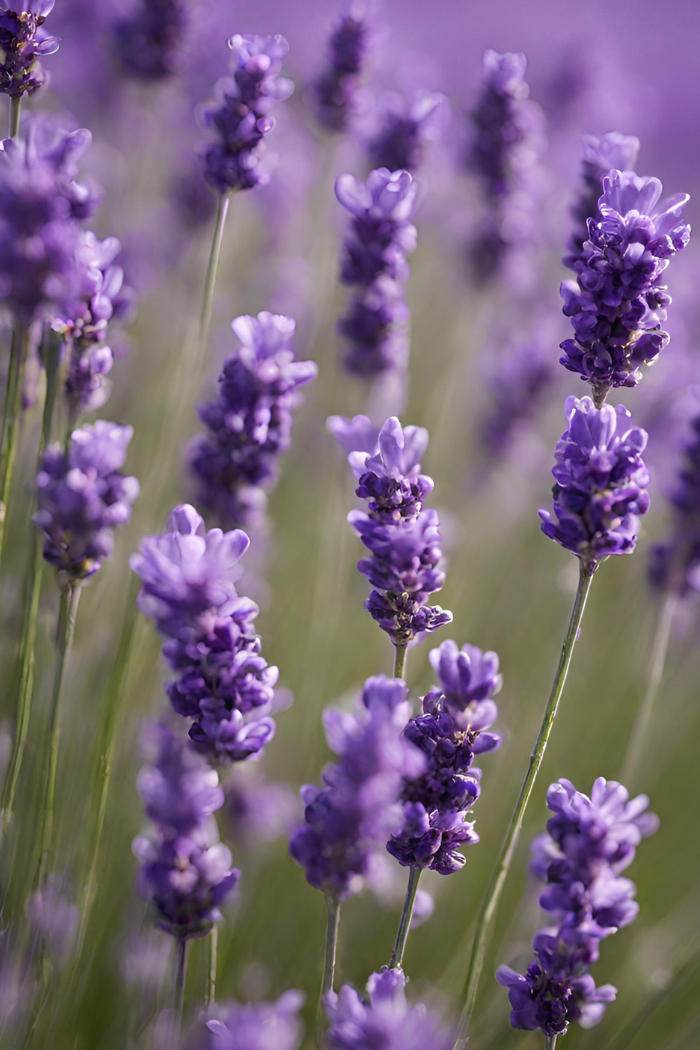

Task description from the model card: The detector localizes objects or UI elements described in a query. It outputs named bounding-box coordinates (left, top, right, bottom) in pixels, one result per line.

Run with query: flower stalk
left=322, top=895, right=341, bottom=998
left=393, top=643, right=407, bottom=680
left=0, top=324, right=29, bottom=563
left=9, top=96, right=21, bottom=138
left=199, top=193, right=230, bottom=356
left=389, top=866, right=421, bottom=968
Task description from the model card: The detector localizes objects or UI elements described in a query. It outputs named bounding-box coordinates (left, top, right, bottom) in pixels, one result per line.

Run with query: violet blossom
left=0, top=0, right=59, bottom=98
left=312, top=4, right=369, bottom=134
left=195, top=990, right=304, bottom=1050
left=649, top=407, right=700, bottom=597
left=367, top=89, right=449, bottom=173
left=113, top=0, right=188, bottom=81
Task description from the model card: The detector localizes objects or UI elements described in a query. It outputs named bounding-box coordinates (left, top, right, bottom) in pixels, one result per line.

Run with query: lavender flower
left=367, top=90, right=449, bottom=173
left=388, top=640, right=501, bottom=874
left=539, top=397, right=650, bottom=568
left=497, top=777, right=658, bottom=1038
left=563, top=133, right=640, bottom=273
left=289, top=676, right=424, bottom=900
left=326, top=967, right=452, bottom=1050
left=195, top=990, right=304, bottom=1050
left=130, top=504, right=279, bottom=763
left=560, top=169, right=690, bottom=397
left=133, top=723, right=239, bottom=940
left=26, top=877, right=78, bottom=966
left=337, top=415, right=452, bottom=646
left=33, top=421, right=138, bottom=580
left=649, top=407, right=700, bottom=596
left=312, top=4, right=368, bottom=134
left=0, top=0, right=59, bottom=98
left=189, top=312, right=317, bottom=529
left=335, top=167, right=418, bottom=376
left=201, top=34, right=294, bottom=195
left=114, top=0, right=187, bottom=81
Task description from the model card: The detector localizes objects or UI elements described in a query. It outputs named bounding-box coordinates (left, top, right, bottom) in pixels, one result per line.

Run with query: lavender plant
left=0, top=0, right=59, bottom=133
left=311, top=3, right=369, bottom=135
left=113, top=0, right=188, bottom=81
left=367, top=89, right=449, bottom=173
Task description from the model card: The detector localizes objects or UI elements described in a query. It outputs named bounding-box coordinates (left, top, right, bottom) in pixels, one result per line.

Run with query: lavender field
left=0, top=1, right=698, bottom=1048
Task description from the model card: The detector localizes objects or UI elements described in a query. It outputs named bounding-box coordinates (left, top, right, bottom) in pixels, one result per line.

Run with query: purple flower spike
left=312, top=4, right=369, bottom=134
left=497, top=776, right=657, bottom=1039
left=131, top=505, right=280, bottom=764
left=113, top=0, right=188, bottom=82
left=560, top=168, right=690, bottom=397
left=196, top=990, right=305, bottom=1050
left=33, top=421, right=138, bottom=581
left=335, top=167, right=418, bottom=376
left=326, top=967, right=452, bottom=1050
left=649, top=407, right=700, bottom=597
left=367, top=90, right=450, bottom=173
left=0, top=0, right=59, bottom=98
left=133, top=723, right=240, bottom=941
left=190, top=311, right=317, bottom=529
left=201, top=34, right=294, bottom=195
left=539, top=396, right=650, bottom=568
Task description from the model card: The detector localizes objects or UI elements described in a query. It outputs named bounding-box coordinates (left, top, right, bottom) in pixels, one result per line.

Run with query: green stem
left=321, top=895, right=340, bottom=997
left=620, top=592, right=676, bottom=788
left=33, top=579, right=82, bottom=892
left=199, top=193, right=230, bottom=356
left=205, top=926, right=218, bottom=1009
left=393, top=644, right=407, bottom=680
left=9, top=97, right=21, bottom=139
left=1, top=331, right=63, bottom=834
left=455, top=560, right=595, bottom=1042
left=546, top=1037, right=558, bottom=1050
left=389, top=867, right=421, bottom=969
left=0, top=323, right=28, bottom=564
left=174, top=938, right=188, bottom=1024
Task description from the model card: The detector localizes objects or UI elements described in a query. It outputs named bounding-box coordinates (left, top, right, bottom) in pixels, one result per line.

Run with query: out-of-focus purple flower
left=133, top=723, right=239, bottom=941
left=33, top=420, right=138, bottom=581
left=465, top=50, right=544, bottom=283
left=26, top=877, right=78, bottom=966
left=223, top=773, right=298, bottom=848
left=200, top=34, right=294, bottom=195
left=539, top=397, right=650, bottom=568
left=649, top=407, right=700, bottom=597
left=497, top=777, right=657, bottom=1038
left=560, top=169, right=690, bottom=397
left=326, top=967, right=452, bottom=1050
left=335, top=167, right=418, bottom=376
left=113, top=0, right=188, bottom=82
left=130, top=504, right=280, bottom=764
left=367, top=90, right=449, bottom=173
left=339, top=416, right=452, bottom=646
left=327, top=413, right=380, bottom=457
left=189, top=312, right=317, bottom=530
left=312, top=4, right=369, bottom=134
left=0, top=0, right=59, bottom=98
left=196, top=990, right=304, bottom=1050
left=563, top=133, right=640, bottom=273
left=289, top=676, right=424, bottom=900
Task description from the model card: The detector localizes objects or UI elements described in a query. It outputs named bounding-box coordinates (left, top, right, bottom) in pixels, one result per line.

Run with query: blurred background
left=1, top=0, right=699, bottom=1047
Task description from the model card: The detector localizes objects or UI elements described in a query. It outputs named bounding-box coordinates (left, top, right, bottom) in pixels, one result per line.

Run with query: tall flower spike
left=113, top=0, right=188, bottom=81
left=0, top=0, right=59, bottom=98
left=130, top=504, right=280, bottom=763
left=649, top=407, right=700, bottom=597
left=133, top=723, right=239, bottom=940
left=289, top=676, right=424, bottom=900
left=563, top=132, right=640, bottom=273
left=497, top=777, right=658, bottom=1039
left=195, top=991, right=305, bottom=1050
left=33, top=421, right=138, bottom=581
left=312, top=3, right=369, bottom=134
left=539, top=397, right=650, bottom=570
left=336, top=415, right=452, bottom=647
left=367, top=90, right=449, bottom=173
left=388, top=639, right=501, bottom=875
left=201, top=34, right=294, bottom=195
left=560, top=169, right=690, bottom=398
left=189, top=312, right=317, bottom=529
left=335, top=167, right=418, bottom=376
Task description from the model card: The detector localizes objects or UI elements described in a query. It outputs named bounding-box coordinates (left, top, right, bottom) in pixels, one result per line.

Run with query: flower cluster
left=649, top=408, right=700, bottom=597
left=388, top=639, right=501, bottom=874
left=289, top=676, right=423, bottom=900
left=367, top=90, right=448, bottom=173
left=312, top=5, right=368, bottom=134
left=195, top=991, right=304, bottom=1050
left=0, top=0, right=59, bottom=98
left=130, top=504, right=279, bottom=764
left=326, top=967, right=452, bottom=1050
left=33, top=421, right=138, bottom=580
left=563, top=132, right=640, bottom=273
left=539, top=397, right=650, bottom=567
left=113, top=0, right=187, bottom=81
left=332, top=414, right=452, bottom=646
left=133, top=723, right=239, bottom=941
left=189, top=312, right=317, bottom=529
left=560, top=169, right=690, bottom=396
left=201, top=33, right=294, bottom=196
left=335, top=167, right=418, bottom=376
left=465, top=50, right=543, bottom=282
left=497, top=777, right=658, bottom=1038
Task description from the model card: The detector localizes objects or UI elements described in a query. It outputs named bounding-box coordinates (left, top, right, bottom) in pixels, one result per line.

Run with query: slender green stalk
left=33, top=580, right=82, bottom=892
left=393, top=644, right=407, bottom=680
left=199, top=193, right=230, bottom=355
left=9, top=97, right=21, bottom=139
left=546, top=1036, right=558, bottom=1050
left=0, top=324, right=28, bottom=563
left=174, top=938, right=188, bottom=1024
left=321, top=895, right=341, bottom=997
left=455, top=561, right=595, bottom=1043
left=205, top=926, right=218, bottom=1008
left=621, top=592, right=676, bottom=788
left=389, top=867, right=421, bottom=968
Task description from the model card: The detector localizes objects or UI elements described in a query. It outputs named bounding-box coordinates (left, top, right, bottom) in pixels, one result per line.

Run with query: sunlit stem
left=199, top=192, right=230, bottom=357
left=9, top=97, right=21, bottom=138
left=393, top=643, right=407, bottom=680
left=0, top=324, right=29, bottom=565
left=389, top=867, right=421, bottom=969
left=205, top=926, right=218, bottom=1009
left=174, top=938, right=188, bottom=1025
